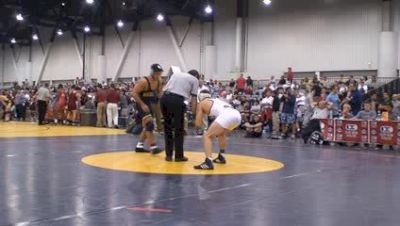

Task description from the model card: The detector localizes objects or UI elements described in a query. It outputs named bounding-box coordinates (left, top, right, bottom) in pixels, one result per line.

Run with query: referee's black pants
left=37, top=100, right=47, bottom=125
left=160, top=93, right=186, bottom=159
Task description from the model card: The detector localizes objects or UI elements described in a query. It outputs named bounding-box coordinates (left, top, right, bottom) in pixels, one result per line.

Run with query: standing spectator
left=67, top=86, right=81, bottom=125
left=236, top=74, right=246, bottom=93
left=14, top=90, right=27, bottom=121
left=326, top=85, right=341, bottom=118
left=287, top=67, right=294, bottom=83
left=36, top=83, right=50, bottom=125
left=358, top=79, right=368, bottom=94
left=281, top=89, right=297, bottom=138
left=106, top=84, right=120, bottom=128
left=55, top=84, right=67, bottom=124
left=271, top=90, right=282, bottom=138
left=364, top=76, right=372, bottom=87
left=95, top=84, right=107, bottom=127
left=347, top=84, right=363, bottom=116
left=229, top=79, right=235, bottom=89
left=278, top=76, right=286, bottom=85
left=261, top=89, right=273, bottom=132
left=246, top=76, right=253, bottom=88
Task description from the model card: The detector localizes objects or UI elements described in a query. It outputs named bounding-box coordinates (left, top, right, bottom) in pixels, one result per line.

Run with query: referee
left=161, top=70, right=200, bottom=162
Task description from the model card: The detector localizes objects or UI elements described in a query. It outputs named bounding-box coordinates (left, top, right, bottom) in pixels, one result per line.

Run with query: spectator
left=229, top=79, right=235, bottom=89
left=236, top=74, right=246, bottom=93
left=391, top=94, right=400, bottom=120
left=281, top=89, right=297, bottom=138
left=14, top=90, right=27, bottom=121
left=378, top=92, right=392, bottom=113
left=106, top=84, right=120, bottom=128
left=250, top=100, right=261, bottom=114
left=244, top=114, right=263, bottom=138
left=340, top=103, right=353, bottom=119
left=66, top=85, right=80, bottom=125
left=352, top=102, right=376, bottom=120
left=246, top=76, right=253, bottom=88
left=55, top=84, right=67, bottom=124
left=320, top=76, right=329, bottom=88
left=326, top=85, right=341, bottom=118
left=95, top=84, right=107, bottom=127
left=271, top=90, right=282, bottom=138
left=278, top=76, right=286, bottom=85
left=347, top=84, right=363, bottom=116
left=311, top=101, right=330, bottom=120
left=358, top=79, right=368, bottom=94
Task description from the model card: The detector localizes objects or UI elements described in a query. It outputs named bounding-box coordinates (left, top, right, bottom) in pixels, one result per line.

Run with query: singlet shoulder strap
left=144, top=77, right=152, bottom=92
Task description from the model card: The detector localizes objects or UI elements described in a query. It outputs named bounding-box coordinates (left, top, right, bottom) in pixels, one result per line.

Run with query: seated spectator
left=250, top=100, right=261, bottom=114
left=352, top=102, right=376, bottom=120
left=391, top=94, right=400, bottom=120
left=340, top=104, right=353, bottom=119
left=244, top=114, right=263, bottom=138
left=320, top=76, right=329, bottom=88
left=378, top=92, right=392, bottom=113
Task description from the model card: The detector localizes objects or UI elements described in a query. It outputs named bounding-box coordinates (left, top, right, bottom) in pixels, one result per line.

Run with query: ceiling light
left=262, top=0, right=272, bottom=6
left=156, top=13, right=164, bottom=22
left=84, top=25, right=91, bottom=33
left=61, top=2, right=66, bottom=6
left=16, top=13, right=24, bottom=21
left=57, top=29, right=63, bottom=36
left=86, top=0, right=94, bottom=5
left=204, top=5, right=213, bottom=14
left=122, top=1, right=126, bottom=6
left=32, top=34, right=39, bottom=41
left=117, top=20, right=124, bottom=28
left=11, top=38, right=16, bottom=44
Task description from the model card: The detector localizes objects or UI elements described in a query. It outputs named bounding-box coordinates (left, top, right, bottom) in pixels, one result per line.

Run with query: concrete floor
left=1, top=126, right=400, bottom=226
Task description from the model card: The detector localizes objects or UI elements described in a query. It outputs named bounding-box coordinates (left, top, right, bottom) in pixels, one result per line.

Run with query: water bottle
left=329, top=110, right=333, bottom=119
left=377, top=111, right=382, bottom=121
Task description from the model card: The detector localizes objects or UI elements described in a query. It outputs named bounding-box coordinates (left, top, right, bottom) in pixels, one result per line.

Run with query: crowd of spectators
left=1, top=73, right=399, bottom=144
left=0, top=78, right=134, bottom=128
left=199, top=74, right=398, bottom=141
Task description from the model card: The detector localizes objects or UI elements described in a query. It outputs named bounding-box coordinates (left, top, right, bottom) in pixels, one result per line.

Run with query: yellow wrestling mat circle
left=82, top=151, right=284, bottom=175
left=0, top=122, right=126, bottom=138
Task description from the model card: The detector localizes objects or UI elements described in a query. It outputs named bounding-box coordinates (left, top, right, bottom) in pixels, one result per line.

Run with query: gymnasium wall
left=0, top=0, right=397, bottom=83
left=247, top=0, right=382, bottom=79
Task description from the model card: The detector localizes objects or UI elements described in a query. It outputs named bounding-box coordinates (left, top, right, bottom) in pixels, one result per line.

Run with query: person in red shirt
left=67, top=85, right=81, bottom=125
left=95, top=84, right=107, bottom=127
left=55, top=84, right=67, bottom=124
left=287, top=67, right=294, bottom=83
left=236, top=74, right=246, bottom=93
left=106, top=84, right=120, bottom=128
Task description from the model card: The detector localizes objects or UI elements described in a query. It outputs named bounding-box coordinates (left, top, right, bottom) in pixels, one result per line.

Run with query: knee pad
left=145, top=120, right=155, bottom=132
